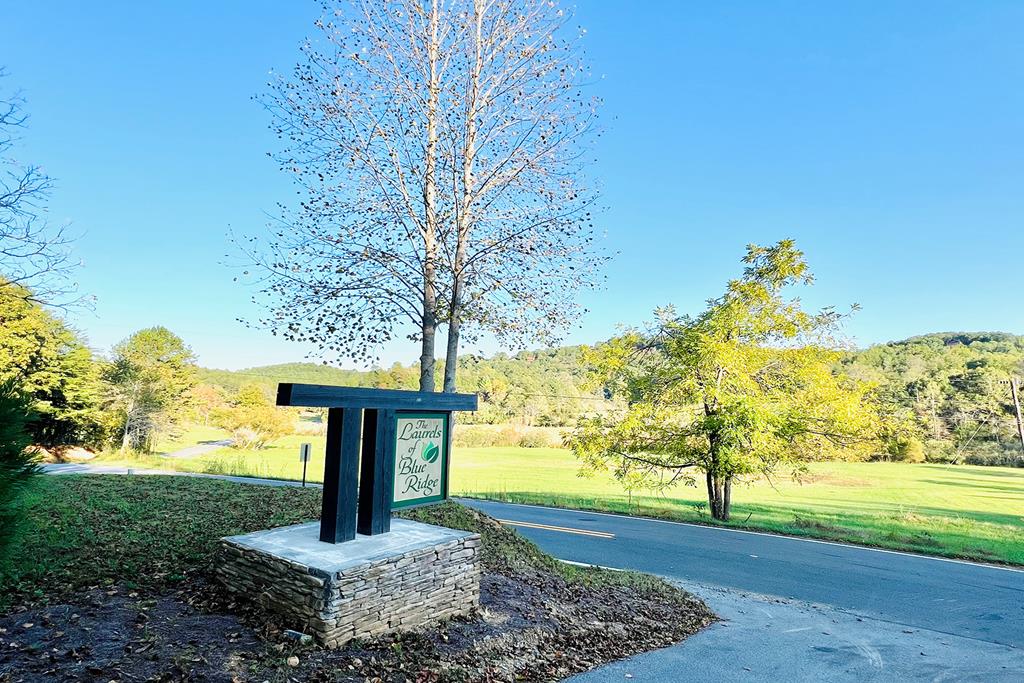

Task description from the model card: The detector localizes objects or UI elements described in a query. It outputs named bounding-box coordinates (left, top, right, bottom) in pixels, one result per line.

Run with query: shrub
left=453, top=426, right=510, bottom=448
left=0, top=380, right=39, bottom=556
left=923, top=439, right=958, bottom=464
left=216, top=405, right=293, bottom=449
left=963, top=451, right=1024, bottom=468
left=517, top=431, right=556, bottom=448
left=453, top=424, right=562, bottom=448
left=872, top=436, right=927, bottom=462
left=213, top=384, right=294, bottom=449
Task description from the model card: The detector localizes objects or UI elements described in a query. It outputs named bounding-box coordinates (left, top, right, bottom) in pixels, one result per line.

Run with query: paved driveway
left=462, top=499, right=1024, bottom=681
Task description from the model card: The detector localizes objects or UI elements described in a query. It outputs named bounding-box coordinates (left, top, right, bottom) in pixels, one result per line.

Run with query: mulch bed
left=0, top=568, right=713, bottom=682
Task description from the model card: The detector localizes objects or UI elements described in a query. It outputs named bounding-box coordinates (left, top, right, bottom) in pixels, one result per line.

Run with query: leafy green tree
left=0, top=379, right=37, bottom=555
left=0, top=280, right=108, bottom=448
left=568, top=241, right=880, bottom=520
left=107, top=327, right=196, bottom=452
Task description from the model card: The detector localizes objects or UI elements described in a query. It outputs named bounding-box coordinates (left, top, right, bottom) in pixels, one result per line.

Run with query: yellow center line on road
left=496, top=518, right=616, bottom=539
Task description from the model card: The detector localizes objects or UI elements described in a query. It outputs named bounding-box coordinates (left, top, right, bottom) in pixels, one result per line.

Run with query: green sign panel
left=391, top=412, right=449, bottom=509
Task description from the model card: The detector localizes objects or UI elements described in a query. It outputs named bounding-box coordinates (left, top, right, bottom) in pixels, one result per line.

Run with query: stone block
left=217, top=518, right=480, bottom=649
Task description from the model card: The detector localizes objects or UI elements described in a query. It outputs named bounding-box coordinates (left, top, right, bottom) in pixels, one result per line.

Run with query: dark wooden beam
left=276, top=384, right=478, bottom=412
left=357, top=408, right=396, bottom=535
left=319, top=407, right=360, bottom=544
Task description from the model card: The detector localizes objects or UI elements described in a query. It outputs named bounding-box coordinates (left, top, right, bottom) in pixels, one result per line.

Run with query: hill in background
left=200, top=332, right=1024, bottom=464
left=200, top=346, right=606, bottom=426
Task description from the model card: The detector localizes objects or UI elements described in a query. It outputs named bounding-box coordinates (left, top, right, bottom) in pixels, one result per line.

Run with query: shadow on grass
left=919, top=464, right=1024, bottom=478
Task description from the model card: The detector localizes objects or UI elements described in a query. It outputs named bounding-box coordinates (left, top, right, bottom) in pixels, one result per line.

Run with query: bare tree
left=437, top=0, right=605, bottom=392
left=244, top=0, right=604, bottom=391
left=0, top=69, right=82, bottom=306
left=243, top=0, right=455, bottom=391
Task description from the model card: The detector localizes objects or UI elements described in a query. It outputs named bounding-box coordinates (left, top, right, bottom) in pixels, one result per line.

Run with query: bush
left=453, top=424, right=561, bottom=448
left=213, top=385, right=294, bottom=449
left=962, top=445, right=1024, bottom=468
left=872, top=436, right=926, bottom=462
left=963, top=453, right=1024, bottom=467
left=923, top=439, right=958, bottom=464
left=893, top=437, right=926, bottom=463
left=0, top=380, right=39, bottom=556
left=453, top=425, right=511, bottom=448
left=216, top=405, right=293, bottom=449
left=517, top=431, right=557, bottom=448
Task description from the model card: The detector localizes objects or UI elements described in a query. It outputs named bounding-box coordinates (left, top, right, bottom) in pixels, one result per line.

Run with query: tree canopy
left=243, top=0, right=604, bottom=392
left=0, top=280, right=108, bottom=447
left=106, top=326, right=197, bottom=452
left=567, top=241, right=882, bottom=520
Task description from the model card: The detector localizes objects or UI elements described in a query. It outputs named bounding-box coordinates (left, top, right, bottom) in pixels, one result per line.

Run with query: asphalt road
left=462, top=498, right=1024, bottom=649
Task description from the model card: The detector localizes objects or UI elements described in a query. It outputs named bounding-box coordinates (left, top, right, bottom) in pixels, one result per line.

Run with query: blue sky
left=2, top=1, right=1022, bottom=370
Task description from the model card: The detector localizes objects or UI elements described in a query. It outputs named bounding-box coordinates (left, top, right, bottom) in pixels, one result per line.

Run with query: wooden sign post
left=276, top=384, right=477, bottom=544
left=299, top=442, right=311, bottom=487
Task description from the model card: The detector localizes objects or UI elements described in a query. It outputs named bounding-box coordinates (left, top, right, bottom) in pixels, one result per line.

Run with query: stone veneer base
left=218, top=519, right=481, bottom=648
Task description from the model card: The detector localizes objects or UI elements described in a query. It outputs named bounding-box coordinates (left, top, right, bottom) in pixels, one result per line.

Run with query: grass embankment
left=93, top=429, right=1024, bottom=566
left=0, top=475, right=674, bottom=611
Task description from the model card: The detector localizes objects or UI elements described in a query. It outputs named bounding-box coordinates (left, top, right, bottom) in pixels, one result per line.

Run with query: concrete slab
left=223, top=519, right=475, bottom=575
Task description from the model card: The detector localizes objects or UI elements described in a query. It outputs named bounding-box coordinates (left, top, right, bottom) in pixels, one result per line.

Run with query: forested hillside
left=201, top=332, right=1024, bottom=464
left=843, top=332, right=1024, bottom=464
left=200, top=346, right=608, bottom=426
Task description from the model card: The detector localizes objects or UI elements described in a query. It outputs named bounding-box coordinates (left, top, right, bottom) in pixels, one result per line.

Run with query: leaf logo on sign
left=422, top=441, right=440, bottom=464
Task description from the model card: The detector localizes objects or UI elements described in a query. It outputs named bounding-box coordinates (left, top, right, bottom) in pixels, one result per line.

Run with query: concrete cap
left=222, top=518, right=476, bottom=575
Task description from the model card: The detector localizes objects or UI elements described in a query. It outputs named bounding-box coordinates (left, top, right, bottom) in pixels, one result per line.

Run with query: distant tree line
left=198, top=345, right=614, bottom=429
left=842, top=332, right=1024, bottom=466
left=194, top=329, right=1024, bottom=469
left=5, top=270, right=1022, bottom=471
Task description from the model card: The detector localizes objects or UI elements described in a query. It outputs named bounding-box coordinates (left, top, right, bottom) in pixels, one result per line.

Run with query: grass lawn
left=150, top=422, right=232, bottom=455
left=93, top=435, right=1024, bottom=565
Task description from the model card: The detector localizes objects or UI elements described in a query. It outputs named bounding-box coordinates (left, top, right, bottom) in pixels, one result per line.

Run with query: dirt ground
left=0, top=568, right=714, bottom=683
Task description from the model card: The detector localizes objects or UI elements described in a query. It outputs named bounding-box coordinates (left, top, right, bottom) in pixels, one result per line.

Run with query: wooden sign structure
left=276, top=384, right=478, bottom=544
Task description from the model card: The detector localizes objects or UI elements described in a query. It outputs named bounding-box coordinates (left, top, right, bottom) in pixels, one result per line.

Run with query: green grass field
left=96, top=427, right=1024, bottom=565
left=150, top=423, right=231, bottom=455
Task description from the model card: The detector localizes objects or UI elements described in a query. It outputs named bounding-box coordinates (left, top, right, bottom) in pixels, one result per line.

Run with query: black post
left=357, top=408, right=396, bottom=535
left=319, top=407, right=360, bottom=543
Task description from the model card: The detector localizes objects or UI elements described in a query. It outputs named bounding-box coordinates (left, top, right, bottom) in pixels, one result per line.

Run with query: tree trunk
left=120, top=417, right=132, bottom=452
left=706, top=473, right=733, bottom=521
left=418, top=0, right=441, bottom=394
left=418, top=310, right=436, bottom=392
left=442, top=293, right=461, bottom=393
left=120, top=396, right=135, bottom=452
left=441, top=0, right=483, bottom=395
left=705, top=471, right=717, bottom=518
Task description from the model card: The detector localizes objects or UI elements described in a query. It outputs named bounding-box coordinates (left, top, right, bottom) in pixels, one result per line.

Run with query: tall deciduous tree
left=243, top=0, right=604, bottom=392
left=106, top=327, right=196, bottom=452
left=567, top=241, right=881, bottom=521
left=0, top=279, right=108, bottom=448
left=0, top=69, right=81, bottom=306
